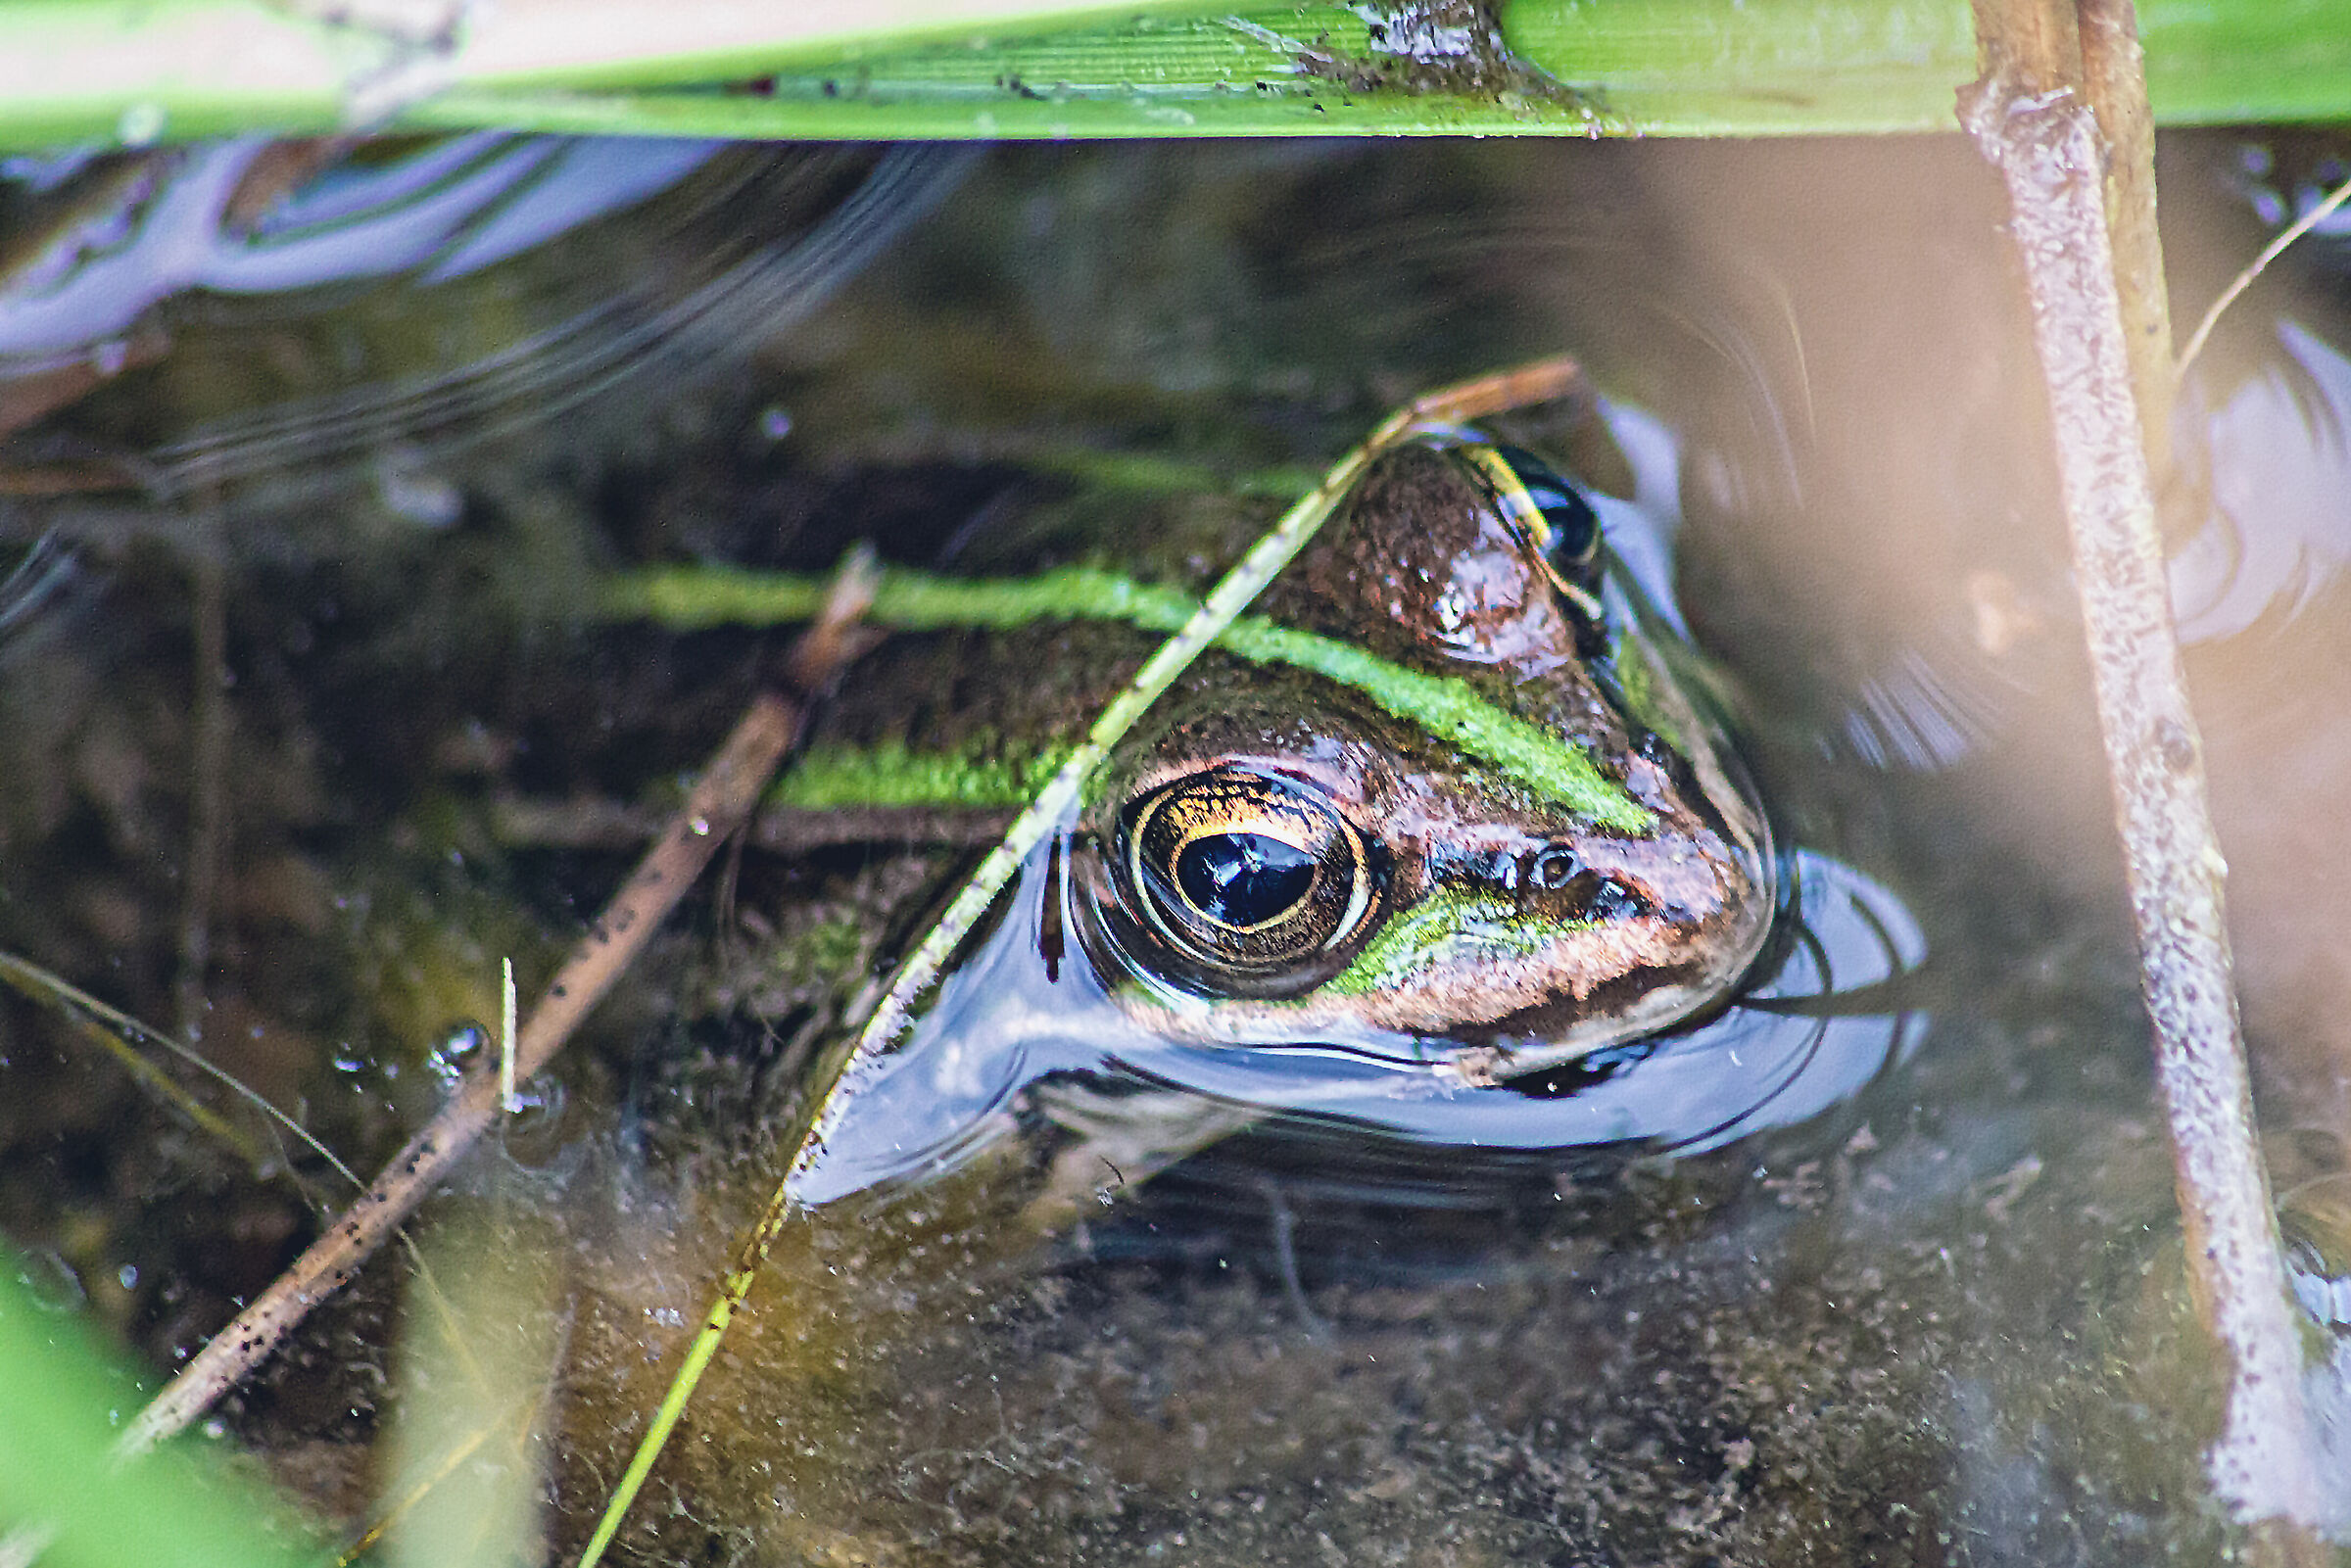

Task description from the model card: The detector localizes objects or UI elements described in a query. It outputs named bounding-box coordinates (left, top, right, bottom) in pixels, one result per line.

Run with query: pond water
left=3, top=131, right=2351, bottom=1565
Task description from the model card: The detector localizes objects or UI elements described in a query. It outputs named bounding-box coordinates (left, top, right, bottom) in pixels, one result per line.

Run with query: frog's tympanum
left=1076, top=431, right=1774, bottom=1075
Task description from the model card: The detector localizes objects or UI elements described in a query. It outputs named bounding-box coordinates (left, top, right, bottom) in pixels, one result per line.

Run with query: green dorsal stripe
left=772, top=739, right=1074, bottom=810
left=605, top=564, right=1651, bottom=832
left=1208, top=617, right=1648, bottom=831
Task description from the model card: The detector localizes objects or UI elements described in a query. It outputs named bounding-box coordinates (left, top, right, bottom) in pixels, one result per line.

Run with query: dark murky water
left=4, top=131, right=2351, bottom=1564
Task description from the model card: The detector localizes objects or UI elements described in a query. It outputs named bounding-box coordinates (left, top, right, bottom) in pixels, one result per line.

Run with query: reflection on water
left=793, top=839, right=1922, bottom=1209
left=0, top=137, right=962, bottom=500
left=2174, top=317, right=2351, bottom=641
left=0, top=136, right=729, bottom=355
left=0, top=132, right=2349, bottom=1561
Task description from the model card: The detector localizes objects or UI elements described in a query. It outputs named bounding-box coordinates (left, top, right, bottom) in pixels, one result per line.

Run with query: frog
left=603, top=373, right=1918, bottom=1208
left=534, top=369, right=1928, bottom=1568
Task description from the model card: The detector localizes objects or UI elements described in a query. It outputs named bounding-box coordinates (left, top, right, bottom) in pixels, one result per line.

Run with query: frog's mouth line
left=1080, top=830, right=1778, bottom=1072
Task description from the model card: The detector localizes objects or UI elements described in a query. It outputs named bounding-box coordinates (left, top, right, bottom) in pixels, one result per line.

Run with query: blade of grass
left=5, top=0, right=2351, bottom=150
left=0, top=0, right=1229, bottom=149
left=403, top=0, right=2351, bottom=143
left=2178, top=171, right=2351, bottom=377
left=397, top=84, right=1616, bottom=141
left=0, top=950, right=265, bottom=1166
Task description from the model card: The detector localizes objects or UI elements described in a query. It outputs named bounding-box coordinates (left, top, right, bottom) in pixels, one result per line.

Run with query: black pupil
left=1495, top=444, right=1601, bottom=564
left=1176, top=832, right=1315, bottom=927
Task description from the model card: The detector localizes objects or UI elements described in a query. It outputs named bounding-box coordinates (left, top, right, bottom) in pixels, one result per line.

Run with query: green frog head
left=1075, top=431, right=1775, bottom=1073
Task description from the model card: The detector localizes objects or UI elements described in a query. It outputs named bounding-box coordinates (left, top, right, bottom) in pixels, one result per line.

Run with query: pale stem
left=1965, top=0, right=2321, bottom=1532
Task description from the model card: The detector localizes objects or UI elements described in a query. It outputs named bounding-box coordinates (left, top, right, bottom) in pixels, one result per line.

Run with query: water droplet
left=117, top=1263, right=138, bottom=1290
left=428, top=1022, right=489, bottom=1089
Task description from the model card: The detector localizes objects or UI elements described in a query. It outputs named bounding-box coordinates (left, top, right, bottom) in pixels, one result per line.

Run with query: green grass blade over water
left=0, top=1245, right=322, bottom=1568
left=2, top=0, right=2347, bottom=150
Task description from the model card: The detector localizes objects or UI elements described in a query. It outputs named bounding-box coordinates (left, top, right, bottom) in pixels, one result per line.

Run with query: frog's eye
left=1490, top=444, right=1603, bottom=576
left=1121, top=767, right=1379, bottom=974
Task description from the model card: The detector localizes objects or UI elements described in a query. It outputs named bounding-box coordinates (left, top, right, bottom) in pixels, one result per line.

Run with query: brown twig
left=119, top=552, right=878, bottom=1457
left=1964, top=0, right=2321, bottom=1534
left=2075, top=0, right=2173, bottom=473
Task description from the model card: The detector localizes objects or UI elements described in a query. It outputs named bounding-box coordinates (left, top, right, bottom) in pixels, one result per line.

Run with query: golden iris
left=1122, top=766, right=1377, bottom=973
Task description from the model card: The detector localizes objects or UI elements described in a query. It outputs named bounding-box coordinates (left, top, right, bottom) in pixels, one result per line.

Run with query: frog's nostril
left=1525, top=844, right=1638, bottom=920
left=1531, top=846, right=1581, bottom=889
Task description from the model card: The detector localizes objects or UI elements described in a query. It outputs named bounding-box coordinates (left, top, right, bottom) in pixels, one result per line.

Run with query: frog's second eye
left=1121, top=767, right=1380, bottom=974
left=1489, top=443, right=1602, bottom=578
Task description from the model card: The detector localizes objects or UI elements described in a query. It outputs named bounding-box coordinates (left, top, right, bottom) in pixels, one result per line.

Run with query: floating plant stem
left=1964, top=0, right=2321, bottom=1534
left=573, top=356, right=1590, bottom=1568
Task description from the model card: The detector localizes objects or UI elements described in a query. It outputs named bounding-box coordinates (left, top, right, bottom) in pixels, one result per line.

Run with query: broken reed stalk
left=1964, top=0, right=2321, bottom=1531
left=117, top=553, right=878, bottom=1458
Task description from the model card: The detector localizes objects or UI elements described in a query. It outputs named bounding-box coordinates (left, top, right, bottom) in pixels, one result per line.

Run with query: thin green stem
left=0, top=950, right=265, bottom=1167
left=2178, top=170, right=2351, bottom=376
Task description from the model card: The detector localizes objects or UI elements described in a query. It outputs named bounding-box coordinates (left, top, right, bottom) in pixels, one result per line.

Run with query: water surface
left=1, top=132, right=2347, bottom=1564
